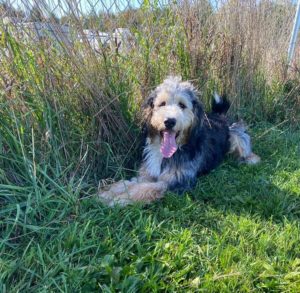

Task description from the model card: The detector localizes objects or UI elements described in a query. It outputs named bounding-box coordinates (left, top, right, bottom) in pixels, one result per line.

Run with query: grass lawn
left=1, top=122, right=300, bottom=292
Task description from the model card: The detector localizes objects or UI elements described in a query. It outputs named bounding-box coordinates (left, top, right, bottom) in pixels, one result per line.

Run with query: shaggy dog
left=98, top=76, right=260, bottom=206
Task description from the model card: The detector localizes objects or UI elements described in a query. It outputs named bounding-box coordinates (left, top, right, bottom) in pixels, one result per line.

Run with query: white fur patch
left=143, top=137, right=163, bottom=178
left=214, top=92, right=221, bottom=104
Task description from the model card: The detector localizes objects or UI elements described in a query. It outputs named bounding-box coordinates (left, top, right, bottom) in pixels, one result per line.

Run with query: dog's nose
left=164, top=118, right=176, bottom=129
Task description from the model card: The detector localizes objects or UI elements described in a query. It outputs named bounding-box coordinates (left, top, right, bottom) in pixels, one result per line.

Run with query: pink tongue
left=160, top=131, right=178, bottom=158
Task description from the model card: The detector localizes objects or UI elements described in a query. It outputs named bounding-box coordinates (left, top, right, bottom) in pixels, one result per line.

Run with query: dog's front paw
left=98, top=189, right=115, bottom=206
left=98, top=189, right=133, bottom=207
left=98, top=180, right=135, bottom=206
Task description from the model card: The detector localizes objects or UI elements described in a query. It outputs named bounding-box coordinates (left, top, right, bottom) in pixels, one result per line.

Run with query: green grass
left=1, top=123, right=300, bottom=292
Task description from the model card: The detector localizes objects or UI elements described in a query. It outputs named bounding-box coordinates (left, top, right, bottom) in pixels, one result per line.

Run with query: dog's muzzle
left=164, top=118, right=176, bottom=130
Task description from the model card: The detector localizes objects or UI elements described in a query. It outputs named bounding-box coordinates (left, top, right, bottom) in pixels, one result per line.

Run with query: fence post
left=288, top=0, right=300, bottom=65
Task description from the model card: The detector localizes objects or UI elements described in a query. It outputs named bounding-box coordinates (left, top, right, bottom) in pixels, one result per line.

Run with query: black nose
left=164, top=118, right=176, bottom=129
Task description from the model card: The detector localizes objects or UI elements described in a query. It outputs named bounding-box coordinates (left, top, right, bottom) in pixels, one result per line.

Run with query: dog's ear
left=181, top=80, right=198, bottom=100
left=187, top=99, right=205, bottom=151
left=180, top=81, right=203, bottom=119
left=192, top=99, right=204, bottom=121
left=140, top=90, right=157, bottom=141
left=142, top=90, right=156, bottom=120
left=142, top=91, right=155, bottom=109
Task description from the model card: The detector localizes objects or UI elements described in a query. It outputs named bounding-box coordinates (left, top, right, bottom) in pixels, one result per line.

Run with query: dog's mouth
left=160, top=130, right=179, bottom=158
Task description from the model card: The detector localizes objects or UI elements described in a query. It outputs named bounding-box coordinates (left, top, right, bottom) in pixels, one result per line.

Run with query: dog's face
left=143, top=76, right=204, bottom=158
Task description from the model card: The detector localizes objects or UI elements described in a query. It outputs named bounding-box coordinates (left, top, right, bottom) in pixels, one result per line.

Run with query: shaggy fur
left=98, top=76, right=260, bottom=206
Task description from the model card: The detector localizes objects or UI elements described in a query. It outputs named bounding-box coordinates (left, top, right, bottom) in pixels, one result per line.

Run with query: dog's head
left=142, top=76, right=204, bottom=158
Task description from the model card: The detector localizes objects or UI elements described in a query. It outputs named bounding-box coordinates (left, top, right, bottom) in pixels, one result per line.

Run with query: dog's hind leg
left=229, top=121, right=261, bottom=164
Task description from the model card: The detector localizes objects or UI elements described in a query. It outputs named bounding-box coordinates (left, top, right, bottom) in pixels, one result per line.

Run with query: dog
left=98, top=76, right=260, bottom=206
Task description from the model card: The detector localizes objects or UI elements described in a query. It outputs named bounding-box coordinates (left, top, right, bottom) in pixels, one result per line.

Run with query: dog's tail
left=211, top=92, right=230, bottom=115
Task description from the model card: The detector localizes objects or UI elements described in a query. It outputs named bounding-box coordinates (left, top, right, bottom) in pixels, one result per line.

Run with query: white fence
left=3, top=17, right=135, bottom=54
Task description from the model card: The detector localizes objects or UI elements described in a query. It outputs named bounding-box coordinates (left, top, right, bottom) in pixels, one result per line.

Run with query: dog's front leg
left=99, top=180, right=167, bottom=206
left=98, top=179, right=136, bottom=204
left=158, top=167, right=197, bottom=195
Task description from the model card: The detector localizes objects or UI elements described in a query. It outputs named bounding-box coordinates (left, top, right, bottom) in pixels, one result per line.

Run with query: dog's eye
left=159, top=102, right=166, bottom=107
left=179, top=102, right=186, bottom=109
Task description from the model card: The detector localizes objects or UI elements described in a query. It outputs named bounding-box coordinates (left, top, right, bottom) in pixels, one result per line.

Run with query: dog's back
left=198, top=94, right=231, bottom=175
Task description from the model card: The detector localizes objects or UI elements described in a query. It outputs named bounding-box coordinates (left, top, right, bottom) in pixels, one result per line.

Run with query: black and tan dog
left=99, top=76, right=260, bottom=206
